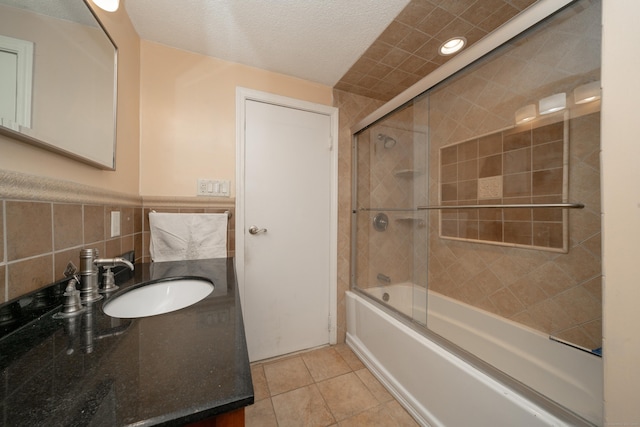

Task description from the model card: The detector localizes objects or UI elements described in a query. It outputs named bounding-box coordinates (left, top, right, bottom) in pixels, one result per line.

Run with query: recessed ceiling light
left=92, top=0, right=119, bottom=12
left=439, top=37, right=467, bottom=56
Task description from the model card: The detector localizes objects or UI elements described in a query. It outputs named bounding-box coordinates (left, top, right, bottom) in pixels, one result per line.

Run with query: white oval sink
left=103, top=278, right=213, bottom=318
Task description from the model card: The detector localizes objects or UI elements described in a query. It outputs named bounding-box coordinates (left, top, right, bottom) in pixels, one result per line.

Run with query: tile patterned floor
left=246, top=344, right=419, bottom=427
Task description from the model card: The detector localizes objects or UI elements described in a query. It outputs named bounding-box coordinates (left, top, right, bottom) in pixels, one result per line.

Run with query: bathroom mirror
left=0, top=0, right=117, bottom=169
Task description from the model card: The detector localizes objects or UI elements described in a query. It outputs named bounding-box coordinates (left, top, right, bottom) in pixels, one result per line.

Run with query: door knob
left=249, top=225, right=267, bottom=235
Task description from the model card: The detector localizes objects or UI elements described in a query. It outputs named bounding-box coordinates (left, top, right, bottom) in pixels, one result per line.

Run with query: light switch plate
left=197, top=179, right=230, bottom=197
left=110, top=211, right=121, bottom=237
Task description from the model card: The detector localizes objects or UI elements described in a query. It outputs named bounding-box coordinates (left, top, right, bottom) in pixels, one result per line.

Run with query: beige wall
left=139, top=40, right=333, bottom=198
left=0, top=2, right=140, bottom=195
left=601, top=1, right=640, bottom=425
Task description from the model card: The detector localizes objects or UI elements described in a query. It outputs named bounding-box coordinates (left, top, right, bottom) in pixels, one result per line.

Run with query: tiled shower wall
left=333, top=89, right=384, bottom=343
left=349, top=0, right=602, bottom=350
left=0, top=170, right=234, bottom=304
left=425, top=0, right=602, bottom=349
left=355, top=107, right=429, bottom=289
left=428, top=112, right=601, bottom=349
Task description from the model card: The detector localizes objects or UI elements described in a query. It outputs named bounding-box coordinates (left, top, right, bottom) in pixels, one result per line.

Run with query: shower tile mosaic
left=438, top=119, right=567, bottom=252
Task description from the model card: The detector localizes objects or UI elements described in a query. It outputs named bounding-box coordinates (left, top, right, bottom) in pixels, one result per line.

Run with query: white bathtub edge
left=346, top=331, right=435, bottom=427
left=345, top=290, right=595, bottom=427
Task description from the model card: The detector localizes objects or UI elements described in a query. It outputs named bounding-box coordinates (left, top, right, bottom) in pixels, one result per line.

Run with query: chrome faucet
left=78, top=248, right=134, bottom=304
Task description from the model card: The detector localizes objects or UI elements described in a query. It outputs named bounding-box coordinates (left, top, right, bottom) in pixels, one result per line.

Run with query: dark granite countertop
left=0, top=257, right=254, bottom=426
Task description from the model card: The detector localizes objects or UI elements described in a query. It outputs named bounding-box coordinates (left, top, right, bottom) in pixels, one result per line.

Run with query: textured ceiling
left=1, top=0, right=539, bottom=103
left=124, top=0, right=410, bottom=87
left=125, top=0, right=538, bottom=102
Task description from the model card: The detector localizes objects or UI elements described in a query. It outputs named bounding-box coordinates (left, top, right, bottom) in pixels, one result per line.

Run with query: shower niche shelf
left=393, top=169, right=424, bottom=178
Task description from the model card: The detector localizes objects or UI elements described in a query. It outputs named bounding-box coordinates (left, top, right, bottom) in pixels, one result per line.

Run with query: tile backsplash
left=0, top=170, right=234, bottom=303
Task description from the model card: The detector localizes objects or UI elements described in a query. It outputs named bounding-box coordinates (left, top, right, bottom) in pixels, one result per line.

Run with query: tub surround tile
left=479, top=154, right=502, bottom=178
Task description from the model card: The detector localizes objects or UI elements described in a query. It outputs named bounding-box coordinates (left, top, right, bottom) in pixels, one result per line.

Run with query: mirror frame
left=0, top=0, right=118, bottom=170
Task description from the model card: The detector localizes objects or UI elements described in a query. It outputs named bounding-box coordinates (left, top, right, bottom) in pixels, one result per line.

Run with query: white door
left=236, top=88, right=338, bottom=362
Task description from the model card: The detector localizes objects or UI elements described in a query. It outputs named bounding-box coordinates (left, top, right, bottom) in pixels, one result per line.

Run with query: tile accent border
left=0, top=169, right=140, bottom=206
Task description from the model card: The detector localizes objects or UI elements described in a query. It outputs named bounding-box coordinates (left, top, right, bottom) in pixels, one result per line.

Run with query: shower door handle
left=249, top=225, right=267, bottom=235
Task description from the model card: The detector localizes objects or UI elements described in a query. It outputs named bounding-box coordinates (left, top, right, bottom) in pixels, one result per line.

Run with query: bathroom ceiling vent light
left=515, top=104, right=537, bottom=124
left=539, top=93, right=566, bottom=115
left=92, top=0, right=119, bottom=12
left=574, top=81, right=601, bottom=104
left=439, top=37, right=466, bottom=56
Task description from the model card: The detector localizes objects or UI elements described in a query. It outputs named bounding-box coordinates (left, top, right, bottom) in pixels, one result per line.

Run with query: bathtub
left=346, top=285, right=603, bottom=426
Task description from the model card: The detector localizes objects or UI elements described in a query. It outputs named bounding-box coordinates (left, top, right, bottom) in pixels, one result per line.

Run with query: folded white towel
left=149, top=212, right=228, bottom=262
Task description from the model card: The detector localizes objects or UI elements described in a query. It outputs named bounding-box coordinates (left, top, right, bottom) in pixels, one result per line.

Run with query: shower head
left=377, top=133, right=397, bottom=149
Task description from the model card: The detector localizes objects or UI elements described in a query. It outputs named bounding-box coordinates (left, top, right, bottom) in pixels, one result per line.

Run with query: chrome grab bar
left=417, top=203, right=585, bottom=210
left=358, top=203, right=584, bottom=212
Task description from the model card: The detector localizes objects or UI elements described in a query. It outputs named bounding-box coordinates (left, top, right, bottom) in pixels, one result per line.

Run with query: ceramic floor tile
left=250, top=363, right=270, bottom=401
left=354, top=368, right=393, bottom=403
left=245, top=398, right=278, bottom=427
left=271, top=384, right=336, bottom=427
left=337, top=404, right=399, bottom=427
left=302, top=347, right=352, bottom=382
left=263, top=356, right=314, bottom=396
left=334, top=344, right=366, bottom=371
left=385, top=400, right=420, bottom=427
left=316, top=372, right=378, bottom=421
left=248, top=345, right=419, bottom=426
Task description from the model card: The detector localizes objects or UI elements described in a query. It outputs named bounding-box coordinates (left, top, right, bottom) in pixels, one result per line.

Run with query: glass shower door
left=352, top=97, right=429, bottom=325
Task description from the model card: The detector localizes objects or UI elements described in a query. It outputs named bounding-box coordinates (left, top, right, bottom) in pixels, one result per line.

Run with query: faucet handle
left=100, top=268, right=119, bottom=293
left=64, top=261, right=78, bottom=278
left=53, top=278, right=86, bottom=318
